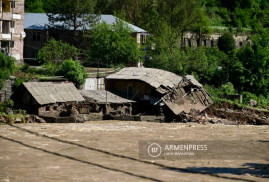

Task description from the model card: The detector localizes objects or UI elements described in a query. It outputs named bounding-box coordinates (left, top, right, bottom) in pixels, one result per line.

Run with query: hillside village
left=0, top=0, right=269, bottom=181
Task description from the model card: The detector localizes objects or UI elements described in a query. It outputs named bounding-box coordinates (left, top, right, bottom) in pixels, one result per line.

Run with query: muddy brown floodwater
left=0, top=121, right=268, bottom=182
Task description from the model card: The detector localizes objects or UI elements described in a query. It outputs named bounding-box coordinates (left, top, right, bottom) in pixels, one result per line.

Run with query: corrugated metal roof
left=24, top=13, right=147, bottom=33
left=23, top=82, right=85, bottom=105
left=80, top=90, right=135, bottom=104
left=106, top=67, right=183, bottom=91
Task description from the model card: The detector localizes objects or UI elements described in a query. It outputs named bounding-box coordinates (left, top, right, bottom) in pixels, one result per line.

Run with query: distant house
left=21, top=82, right=84, bottom=116
left=183, top=27, right=251, bottom=49
left=23, top=13, right=148, bottom=62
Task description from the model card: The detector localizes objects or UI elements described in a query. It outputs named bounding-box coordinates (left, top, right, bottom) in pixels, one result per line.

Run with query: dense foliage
left=86, top=21, right=143, bottom=66
left=0, top=53, right=15, bottom=90
left=217, top=32, right=236, bottom=53
left=56, top=59, right=87, bottom=88
left=38, top=39, right=80, bottom=64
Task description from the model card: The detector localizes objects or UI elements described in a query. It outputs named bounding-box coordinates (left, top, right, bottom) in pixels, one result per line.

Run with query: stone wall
left=0, top=77, right=15, bottom=102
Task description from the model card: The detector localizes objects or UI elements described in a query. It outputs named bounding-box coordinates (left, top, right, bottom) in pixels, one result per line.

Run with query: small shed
left=79, top=90, right=135, bottom=115
left=21, top=82, right=84, bottom=116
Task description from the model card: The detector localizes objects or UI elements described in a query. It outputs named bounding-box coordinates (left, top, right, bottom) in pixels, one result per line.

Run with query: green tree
left=156, top=0, right=204, bottom=52
left=45, top=0, right=97, bottom=33
left=38, top=39, right=80, bottom=64
left=25, top=0, right=45, bottom=13
left=232, top=31, right=269, bottom=96
left=87, top=21, right=143, bottom=66
left=57, top=59, right=87, bottom=88
left=146, top=49, right=186, bottom=75
left=217, top=32, right=236, bottom=53
left=0, top=53, right=15, bottom=90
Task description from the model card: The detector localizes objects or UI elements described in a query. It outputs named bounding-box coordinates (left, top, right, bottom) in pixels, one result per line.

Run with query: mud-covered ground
left=0, top=121, right=268, bottom=182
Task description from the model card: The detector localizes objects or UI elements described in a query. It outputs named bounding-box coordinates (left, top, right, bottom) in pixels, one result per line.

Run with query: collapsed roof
left=23, top=82, right=85, bottom=105
left=107, top=67, right=213, bottom=117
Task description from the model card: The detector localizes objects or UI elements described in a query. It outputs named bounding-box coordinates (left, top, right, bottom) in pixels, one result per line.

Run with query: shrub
left=218, top=32, right=236, bottom=53
left=0, top=52, right=16, bottom=90
left=0, top=99, right=14, bottom=113
left=57, top=59, right=87, bottom=88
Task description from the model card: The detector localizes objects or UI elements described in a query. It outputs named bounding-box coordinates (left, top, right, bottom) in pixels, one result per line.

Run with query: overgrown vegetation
left=86, top=21, right=143, bottom=66
left=0, top=53, right=16, bottom=90
left=19, top=59, right=87, bottom=89
left=57, top=59, right=87, bottom=88
left=38, top=39, right=80, bottom=64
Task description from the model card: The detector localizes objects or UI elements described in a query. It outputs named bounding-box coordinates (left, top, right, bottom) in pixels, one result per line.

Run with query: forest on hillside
left=26, top=0, right=269, bottom=32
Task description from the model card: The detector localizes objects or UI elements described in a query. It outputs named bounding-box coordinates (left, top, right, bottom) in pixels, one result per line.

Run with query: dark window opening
left=239, top=42, right=243, bottom=47
left=188, top=39, right=191, bottom=47
left=33, top=32, right=41, bottom=41
left=197, top=39, right=200, bottom=47
left=2, top=21, right=10, bottom=33
left=203, top=40, right=207, bottom=46
left=53, top=106, right=57, bottom=110
left=46, top=106, right=50, bottom=111
left=211, top=40, right=214, bottom=47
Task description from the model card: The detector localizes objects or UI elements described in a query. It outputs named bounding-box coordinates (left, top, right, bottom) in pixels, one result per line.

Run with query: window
left=188, top=39, right=192, bottom=47
left=211, top=40, right=214, bottom=47
left=197, top=39, right=200, bottom=47
left=11, top=1, right=15, bottom=9
left=140, top=34, right=147, bottom=44
left=203, top=40, right=207, bottom=46
left=33, top=32, right=41, bottom=41
left=239, top=42, right=243, bottom=47
left=46, top=106, right=50, bottom=111
left=2, top=21, right=10, bottom=33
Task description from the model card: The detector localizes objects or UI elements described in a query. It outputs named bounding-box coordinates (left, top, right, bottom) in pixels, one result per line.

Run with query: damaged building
left=19, top=67, right=213, bottom=123
left=106, top=67, right=213, bottom=121
left=20, top=82, right=85, bottom=122
left=79, top=90, right=135, bottom=118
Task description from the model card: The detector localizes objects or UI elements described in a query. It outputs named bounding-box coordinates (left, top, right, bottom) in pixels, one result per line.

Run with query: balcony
left=13, top=14, right=21, bottom=20
left=0, top=33, right=12, bottom=40
left=1, top=13, right=22, bottom=20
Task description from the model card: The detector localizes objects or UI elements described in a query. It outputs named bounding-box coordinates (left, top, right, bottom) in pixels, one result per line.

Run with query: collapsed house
left=106, top=67, right=213, bottom=121
left=21, top=82, right=85, bottom=122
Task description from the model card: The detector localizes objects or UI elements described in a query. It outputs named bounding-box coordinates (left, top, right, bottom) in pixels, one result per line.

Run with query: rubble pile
left=204, top=102, right=269, bottom=125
